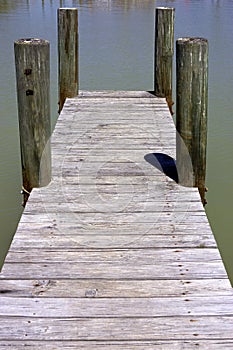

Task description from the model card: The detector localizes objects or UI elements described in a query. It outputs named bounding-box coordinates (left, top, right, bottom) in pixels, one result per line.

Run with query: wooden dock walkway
left=1, top=91, right=233, bottom=349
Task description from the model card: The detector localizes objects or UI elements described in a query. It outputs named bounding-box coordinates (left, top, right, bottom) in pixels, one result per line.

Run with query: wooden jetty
left=1, top=90, right=233, bottom=349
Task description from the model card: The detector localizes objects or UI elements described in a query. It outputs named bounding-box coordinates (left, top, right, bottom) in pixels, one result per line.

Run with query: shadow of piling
left=144, top=153, right=178, bottom=183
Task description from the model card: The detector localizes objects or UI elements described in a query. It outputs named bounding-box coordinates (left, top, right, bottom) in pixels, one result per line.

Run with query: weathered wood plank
left=1, top=295, right=233, bottom=318
left=51, top=147, right=175, bottom=157
left=11, top=221, right=213, bottom=234
left=8, top=232, right=215, bottom=250
left=0, top=279, right=232, bottom=298
left=1, top=316, right=233, bottom=340
left=46, top=175, right=178, bottom=187
left=8, top=218, right=215, bottom=250
left=53, top=111, right=173, bottom=124
left=45, top=182, right=177, bottom=200
left=5, top=248, right=221, bottom=264
left=24, top=193, right=204, bottom=213
left=0, top=261, right=226, bottom=280
left=78, top=90, right=160, bottom=98
left=1, top=340, right=233, bottom=350
left=19, top=211, right=211, bottom=225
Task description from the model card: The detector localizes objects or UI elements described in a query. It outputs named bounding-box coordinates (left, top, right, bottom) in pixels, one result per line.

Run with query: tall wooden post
left=15, top=38, right=51, bottom=205
left=58, top=8, right=78, bottom=113
left=176, top=38, right=208, bottom=204
left=154, top=7, right=175, bottom=114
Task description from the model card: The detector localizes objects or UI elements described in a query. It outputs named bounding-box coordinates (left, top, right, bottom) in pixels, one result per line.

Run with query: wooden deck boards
left=1, top=91, right=233, bottom=348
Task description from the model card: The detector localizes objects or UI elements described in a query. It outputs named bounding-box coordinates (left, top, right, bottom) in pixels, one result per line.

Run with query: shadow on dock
left=144, top=153, right=178, bottom=183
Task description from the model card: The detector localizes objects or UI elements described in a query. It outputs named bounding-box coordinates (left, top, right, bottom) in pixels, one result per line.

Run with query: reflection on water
left=0, top=0, right=233, bottom=283
left=0, top=1, right=24, bottom=13
left=62, top=0, right=156, bottom=11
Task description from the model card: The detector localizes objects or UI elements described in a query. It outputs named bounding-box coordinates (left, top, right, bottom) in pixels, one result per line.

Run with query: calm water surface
left=0, top=0, right=232, bottom=281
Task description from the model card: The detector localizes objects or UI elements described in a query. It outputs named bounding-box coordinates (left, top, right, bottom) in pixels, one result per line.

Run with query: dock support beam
left=176, top=37, right=208, bottom=204
left=154, top=7, right=175, bottom=114
left=58, top=8, right=79, bottom=113
left=15, top=38, right=51, bottom=206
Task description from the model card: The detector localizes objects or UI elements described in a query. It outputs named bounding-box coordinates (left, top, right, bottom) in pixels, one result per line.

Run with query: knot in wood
left=85, top=289, right=98, bottom=298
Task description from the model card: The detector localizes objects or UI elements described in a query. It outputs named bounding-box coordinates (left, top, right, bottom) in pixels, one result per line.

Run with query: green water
left=0, top=0, right=232, bottom=282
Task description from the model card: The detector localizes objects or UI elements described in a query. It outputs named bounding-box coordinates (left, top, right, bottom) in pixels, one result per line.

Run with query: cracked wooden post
left=176, top=37, right=208, bottom=204
left=58, top=8, right=79, bottom=113
left=154, top=7, right=175, bottom=114
left=14, top=38, right=51, bottom=206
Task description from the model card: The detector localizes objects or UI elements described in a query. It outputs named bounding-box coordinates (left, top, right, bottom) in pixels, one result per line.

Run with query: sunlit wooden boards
left=1, top=91, right=233, bottom=349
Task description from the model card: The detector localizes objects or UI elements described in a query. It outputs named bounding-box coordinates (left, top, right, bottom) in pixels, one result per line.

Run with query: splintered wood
left=1, top=91, right=232, bottom=349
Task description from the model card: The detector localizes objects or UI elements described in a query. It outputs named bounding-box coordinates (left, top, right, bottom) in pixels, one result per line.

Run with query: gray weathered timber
left=1, top=341, right=233, bottom=350
left=1, top=91, right=233, bottom=348
left=14, top=38, right=51, bottom=203
left=1, top=316, right=233, bottom=340
left=154, top=7, right=175, bottom=113
left=0, top=278, right=231, bottom=298
left=58, top=8, right=78, bottom=112
left=176, top=38, right=208, bottom=203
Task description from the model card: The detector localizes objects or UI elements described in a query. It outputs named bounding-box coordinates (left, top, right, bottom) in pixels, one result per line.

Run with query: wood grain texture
left=154, top=7, right=175, bottom=111
left=1, top=316, right=233, bottom=340
left=176, top=38, right=208, bottom=202
left=1, top=340, right=233, bottom=350
left=0, top=279, right=232, bottom=298
left=0, top=90, right=232, bottom=347
left=14, top=38, right=51, bottom=195
left=58, top=8, right=78, bottom=112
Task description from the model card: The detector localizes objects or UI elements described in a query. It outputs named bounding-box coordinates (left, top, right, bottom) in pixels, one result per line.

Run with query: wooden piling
left=154, top=7, right=175, bottom=114
left=58, top=8, right=78, bottom=113
left=176, top=37, right=208, bottom=204
left=14, top=38, right=51, bottom=205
